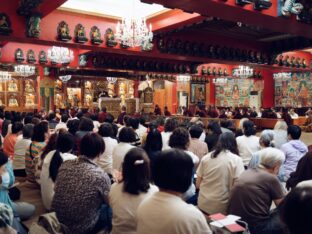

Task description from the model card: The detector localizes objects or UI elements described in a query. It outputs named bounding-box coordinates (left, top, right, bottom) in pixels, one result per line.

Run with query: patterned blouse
left=25, top=141, right=46, bottom=183
left=52, top=156, right=111, bottom=234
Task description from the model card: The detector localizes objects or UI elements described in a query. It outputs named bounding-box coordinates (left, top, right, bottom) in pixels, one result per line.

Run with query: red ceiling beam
left=147, top=9, right=206, bottom=33
left=38, top=0, right=68, bottom=17
left=142, top=0, right=312, bottom=39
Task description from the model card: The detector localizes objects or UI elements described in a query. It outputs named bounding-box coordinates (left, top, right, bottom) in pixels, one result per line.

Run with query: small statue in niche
left=25, top=80, right=34, bottom=92
left=79, top=54, right=87, bottom=67
left=253, top=0, right=272, bottom=11
left=57, top=21, right=72, bottom=41
left=74, top=24, right=88, bottom=43
left=27, top=49, right=36, bottom=63
left=90, top=26, right=103, bottom=45
left=25, top=94, right=35, bottom=106
left=8, top=79, right=18, bottom=92
left=0, top=13, right=12, bottom=35
left=85, top=94, right=92, bottom=106
left=281, top=0, right=303, bottom=17
left=26, top=14, right=41, bottom=38
left=15, top=48, right=25, bottom=63
left=105, top=28, right=117, bottom=47
left=38, top=50, right=47, bottom=64
left=8, top=95, right=18, bottom=107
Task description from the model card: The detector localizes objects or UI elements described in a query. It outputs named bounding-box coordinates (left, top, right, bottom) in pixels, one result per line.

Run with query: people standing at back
left=109, top=148, right=158, bottom=234
left=236, top=120, right=260, bottom=166
left=136, top=149, right=212, bottom=234
left=280, top=125, right=308, bottom=182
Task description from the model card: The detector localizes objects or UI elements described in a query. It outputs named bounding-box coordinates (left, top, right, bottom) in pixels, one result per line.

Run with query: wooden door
left=153, top=89, right=165, bottom=113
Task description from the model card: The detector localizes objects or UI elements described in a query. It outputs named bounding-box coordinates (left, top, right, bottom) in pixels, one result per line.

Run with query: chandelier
left=14, top=65, right=36, bottom=77
left=59, top=75, right=72, bottom=83
left=107, top=77, right=117, bottom=84
left=233, top=65, right=253, bottom=79
left=115, top=1, right=153, bottom=47
left=48, top=46, right=74, bottom=65
left=0, top=71, right=12, bottom=82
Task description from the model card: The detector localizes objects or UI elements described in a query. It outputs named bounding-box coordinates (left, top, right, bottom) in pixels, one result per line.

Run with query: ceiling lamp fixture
left=59, top=75, right=72, bottom=83
left=233, top=65, right=253, bottom=79
left=0, top=71, right=12, bottom=82
left=48, top=46, right=74, bottom=65
left=107, top=77, right=118, bottom=84
left=115, top=0, right=153, bottom=47
left=14, top=65, right=36, bottom=77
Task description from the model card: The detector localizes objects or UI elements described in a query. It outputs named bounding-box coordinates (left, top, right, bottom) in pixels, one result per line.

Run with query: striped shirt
left=25, top=141, right=46, bottom=183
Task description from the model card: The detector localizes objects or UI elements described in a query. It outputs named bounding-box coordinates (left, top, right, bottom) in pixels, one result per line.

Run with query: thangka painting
left=275, top=72, right=312, bottom=107
left=215, top=78, right=255, bottom=107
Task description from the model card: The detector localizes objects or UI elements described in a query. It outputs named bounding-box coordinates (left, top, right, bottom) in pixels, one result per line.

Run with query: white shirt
left=40, top=150, right=77, bottom=210
left=199, top=132, right=205, bottom=142
left=97, top=137, right=118, bottom=174
left=289, top=112, right=299, bottom=119
left=109, top=182, right=158, bottom=234
left=112, top=142, right=135, bottom=171
left=297, top=180, right=312, bottom=188
left=161, top=132, right=172, bottom=150
left=137, top=191, right=212, bottom=234
left=197, top=150, right=244, bottom=214
left=236, top=135, right=260, bottom=165
left=13, top=138, right=31, bottom=170
left=183, top=151, right=199, bottom=201
left=55, top=122, right=67, bottom=131
left=136, top=124, right=147, bottom=142
left=93, top=121, right=101, bottom=131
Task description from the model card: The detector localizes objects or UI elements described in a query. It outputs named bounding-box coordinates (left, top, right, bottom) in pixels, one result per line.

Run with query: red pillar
left=262, top=70, right=274, bottom=108
left=133, top=80, right=139, bottom=98
left=37, top=66, right=44, bottom=110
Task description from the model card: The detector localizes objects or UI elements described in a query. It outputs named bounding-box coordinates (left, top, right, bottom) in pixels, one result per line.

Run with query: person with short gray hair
left=228, top=147, right=286, bottom=234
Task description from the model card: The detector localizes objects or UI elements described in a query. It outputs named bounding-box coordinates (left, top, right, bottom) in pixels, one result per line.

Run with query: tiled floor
left=17, top=132, right=312, bottom=228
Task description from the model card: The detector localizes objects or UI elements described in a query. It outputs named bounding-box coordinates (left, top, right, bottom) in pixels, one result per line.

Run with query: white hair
left=259, top=148, right=285, bottom=169
left=274, top=120, right=288, bottom=131
left=260, top=130, right=275, bottom=147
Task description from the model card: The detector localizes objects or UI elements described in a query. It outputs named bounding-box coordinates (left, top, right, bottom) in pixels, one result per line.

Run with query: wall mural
left=275, top=72, right=312, bottom=107
left=215, top=78, right=261, bottom=107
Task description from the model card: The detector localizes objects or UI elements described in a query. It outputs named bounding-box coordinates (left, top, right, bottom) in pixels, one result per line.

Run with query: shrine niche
left=26, top=14, right=41, bottom=38
left=15, top=48, right=25, bottom=63
left=57, top=21, right=72, bottom=41
left=105, top=28, right=117, bottom=47
left=141, top=86, right=153, bottom=113
left=0, top=13, right=13, bottom=35
left=27, top=49, right=36, bottom=63
left=38, top=50, right=47, bottom=64
left=90, top=26, right=103, bottom=45
left=74, top=23, right=88, bottom=43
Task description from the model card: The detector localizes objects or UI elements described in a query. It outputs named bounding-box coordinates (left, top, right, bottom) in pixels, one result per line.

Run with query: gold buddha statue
left=8, top=80, right=18, bottom=92
left=25, top=94, right=35, bottom=107
left=8, top=96, right=18, bottom=107
left=25, top=80, right=34, bottom=93
left=85, top=94, right=92, bottom=106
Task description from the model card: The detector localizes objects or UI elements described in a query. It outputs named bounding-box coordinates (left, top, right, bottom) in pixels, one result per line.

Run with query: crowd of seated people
left=0, top=106, right=312, bottom=233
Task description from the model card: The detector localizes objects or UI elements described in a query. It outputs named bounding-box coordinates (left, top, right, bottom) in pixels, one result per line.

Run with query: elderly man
left=228, top=148, right=286, bottom=234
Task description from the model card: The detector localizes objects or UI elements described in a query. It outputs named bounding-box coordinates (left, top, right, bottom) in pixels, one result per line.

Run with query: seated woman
left=52, top=133, right=111, bottom=233
left=0, top=151, right=35, bottom=221
left=109, top=148, right=158, bottom=234
left=286, top=152, right=312, bottom=190
left=143, top=128, right=162, bottom=167
left=137, top=149, right=212, bottom=234
left=197, top=132, right=244, bottom=215
left=97, top=123, right=118, bottom=175
left=236, top=120, right=260, bottom=166
left=25, top=121, right=48, bottom=183
left=40, top=132, right=76, bottom=210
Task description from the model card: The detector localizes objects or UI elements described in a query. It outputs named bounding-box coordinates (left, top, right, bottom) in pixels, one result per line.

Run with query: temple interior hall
left=0, top=0, right=312, bottom=234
